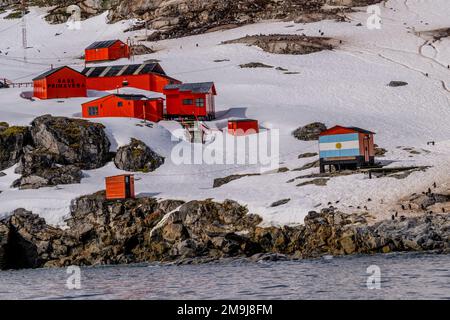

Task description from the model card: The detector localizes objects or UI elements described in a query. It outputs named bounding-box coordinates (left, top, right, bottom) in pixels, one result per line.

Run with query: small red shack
left=105, top=174, right=135, bottom=200
left=319, top=125, right=376, bottom=173
left=82, top=94, right=164, bottom=122
left=228, top=119, right=259, bottom=136
left=85, top=40, right=130, bottom=63
left=82, top=63, right=180, bottom=93
left=163, top=82, right=217, bottom=120
left=33, top=66, right=87, bottom=100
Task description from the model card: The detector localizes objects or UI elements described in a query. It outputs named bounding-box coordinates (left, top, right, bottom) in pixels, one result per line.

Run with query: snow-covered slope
left=0, top=1, right=449, bottom=227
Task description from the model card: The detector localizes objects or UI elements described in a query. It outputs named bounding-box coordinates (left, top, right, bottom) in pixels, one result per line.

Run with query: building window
left=183, top=99, right=193, bottom=105
left=118, top=101, right=123, bottom=107
left=195, top=98, right=205, bottom=107
left=88, top=106, right=98, bottom=116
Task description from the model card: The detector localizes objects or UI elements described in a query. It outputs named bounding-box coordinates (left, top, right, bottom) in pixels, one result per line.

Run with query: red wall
left=33, top=67, right=87, bottom=99
left=85, top=48, right=109, bottom=62
left=85, top=41, right=130, bottom=62
left=82, top=95, right=163, bottom=122
left=228, top=120, right=259, bottom=136
left=86, top=74, right=178, bottom=93
left=106, top=175, right=135, bottom=200
left=358, top=133, right=375, bottom=157
left=33, top=79, right=47, bottom=99
left=165, top=92, right=215, bottom=118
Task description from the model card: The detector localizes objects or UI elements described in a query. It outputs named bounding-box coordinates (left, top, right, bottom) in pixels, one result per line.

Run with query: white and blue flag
left=319, top=133, right=360, bottom=158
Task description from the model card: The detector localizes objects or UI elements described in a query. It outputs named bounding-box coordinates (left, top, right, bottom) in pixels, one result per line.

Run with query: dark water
left=0, top=253, right=449, bottom=300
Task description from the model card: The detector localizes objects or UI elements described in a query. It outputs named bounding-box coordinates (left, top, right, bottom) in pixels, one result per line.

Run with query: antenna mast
left=21, top=0, right=27, bottom=62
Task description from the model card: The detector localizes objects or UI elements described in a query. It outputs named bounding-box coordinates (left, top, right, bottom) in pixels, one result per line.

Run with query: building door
left=125, top=176, right=131, bottom=198
left=363, top=135, right=370, bottom=163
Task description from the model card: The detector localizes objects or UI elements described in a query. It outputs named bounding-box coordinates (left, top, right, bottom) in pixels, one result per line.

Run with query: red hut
left=85, top=40, right=130, bottom=63
left=33, top=66, right=87, bottom=100
left=228, top=119, right=259, bottom=136
left=82, top=94, right=164, bottom=122
left=105, top=174, right=135, bottom=200
left=82, top=63, right=180, bottom=93
left=163, top=82, right=216, bottom=120
left=319, top=125, right=376, bottom=173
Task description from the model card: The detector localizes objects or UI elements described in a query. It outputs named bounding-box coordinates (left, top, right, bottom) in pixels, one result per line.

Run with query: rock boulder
left=114, top=138, right=164, bottom=172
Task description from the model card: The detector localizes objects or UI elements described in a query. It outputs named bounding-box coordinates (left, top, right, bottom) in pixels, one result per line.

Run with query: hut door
left=125, top=176, right=131, bottom=198
left=363, top=135, right=370, bottom=163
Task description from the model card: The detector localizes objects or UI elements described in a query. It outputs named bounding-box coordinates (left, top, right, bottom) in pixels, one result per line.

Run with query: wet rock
left=293, top=122, right=327, bottom=141
left=114, top=138, right=164, bottom=173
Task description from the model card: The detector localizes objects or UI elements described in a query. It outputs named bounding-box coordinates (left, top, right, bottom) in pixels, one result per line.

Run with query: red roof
left=320, top=125, right=375, bottom=136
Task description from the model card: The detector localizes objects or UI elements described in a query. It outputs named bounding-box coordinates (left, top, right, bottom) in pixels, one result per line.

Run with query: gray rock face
left=293, top=122, right=327, bottom=141
left=114, top=138, right=164, bottom=173
left=0, top=123, right=31, bottom=171
left=31, top=115, right=111, bottom=170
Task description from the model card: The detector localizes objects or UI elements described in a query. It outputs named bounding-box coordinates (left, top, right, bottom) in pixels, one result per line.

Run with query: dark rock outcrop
left=11, top=115, right=111, bottom=189
left=20, top=0, right=381, bottom=40
left=30, top=115, right=111, bottom=170
left=293, top=122, right=327, bottom=141
left=0, top=193, right=448, bottom=270
left=225, top=34, right=337, bottom=55
left=0, top=123, right=31, bottom=171
left=114, top=138, right=164, bottom=173
left=13, top=146, right=82, bottom=189
left=388, top=81, right=408, bottom=87
left=213, top=173, right=260, bottom=188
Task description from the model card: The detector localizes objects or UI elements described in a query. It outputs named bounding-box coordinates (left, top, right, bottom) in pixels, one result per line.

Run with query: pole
left=21, top=0, right=27, bottom=63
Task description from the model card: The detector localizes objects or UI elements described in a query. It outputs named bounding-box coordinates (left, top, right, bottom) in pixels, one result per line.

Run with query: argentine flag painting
left=319, top=133, right=360, bottom=159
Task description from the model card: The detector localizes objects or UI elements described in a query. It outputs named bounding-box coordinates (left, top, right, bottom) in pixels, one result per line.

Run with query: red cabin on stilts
left=228, top=119, right=259, bottom=136
left=82, top=94, right=164, bottom=122
left=163, top=82, right=217, bottom=120
left=82, top=63, right=180, bottom=93
left=33, top=66, right=87, bottom=100
left=85, top=40, right=130, bottom=63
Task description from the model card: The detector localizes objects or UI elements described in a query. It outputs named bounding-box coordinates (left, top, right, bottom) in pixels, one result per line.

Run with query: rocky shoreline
left=0, top=192, right=448, bottom=270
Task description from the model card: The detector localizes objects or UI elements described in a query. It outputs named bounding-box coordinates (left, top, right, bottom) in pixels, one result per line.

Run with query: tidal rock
left=114, top=138, right=164, bottom=173
left=293, top=122, right=327, bottom=141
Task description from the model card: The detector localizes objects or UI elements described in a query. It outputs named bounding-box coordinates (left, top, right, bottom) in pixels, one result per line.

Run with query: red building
left=105, top=174, right=135, bottom=200
left=33, top=66, right=87, bottom=100
left=319, top=125, right=376, bottom=173
left=82, top=63, right=180, bottom=93
left=85, top=40, right=130, bottom=63
left=82, top=94, right=164, bottom=122
left=228, top=119, right=259, bottom=136
left=163, top=82, right=217, bottom=120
